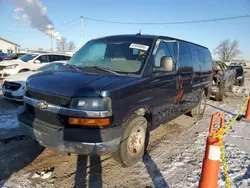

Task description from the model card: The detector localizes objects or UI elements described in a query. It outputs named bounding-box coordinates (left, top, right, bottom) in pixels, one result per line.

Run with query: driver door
left=149, top=40, right=181, bottom=126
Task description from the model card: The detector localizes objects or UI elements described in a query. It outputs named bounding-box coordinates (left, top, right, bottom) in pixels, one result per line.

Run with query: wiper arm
left=86, top=66, right=120, bottom=75
left=65, top=64, right=83, bottom=72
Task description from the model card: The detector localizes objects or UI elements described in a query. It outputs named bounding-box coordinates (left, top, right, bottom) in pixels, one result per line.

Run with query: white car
left=0, top=53, right=72, bottom=78
left=2, top=61, right=67, bottom=101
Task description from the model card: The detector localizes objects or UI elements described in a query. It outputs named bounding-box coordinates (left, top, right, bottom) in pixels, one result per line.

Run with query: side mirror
left=244, top=71, right=247, bottom=74
left=34, top=60, right=41, bottom=64
left=153, top=56, right=173, bottom=73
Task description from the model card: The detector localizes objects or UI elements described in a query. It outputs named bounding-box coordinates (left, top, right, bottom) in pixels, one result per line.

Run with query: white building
left=0, top=37, right=20, bottom=54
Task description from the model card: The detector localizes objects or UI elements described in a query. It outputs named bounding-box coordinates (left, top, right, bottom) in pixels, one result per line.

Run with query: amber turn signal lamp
left=68, top=117, right=110, bottom=126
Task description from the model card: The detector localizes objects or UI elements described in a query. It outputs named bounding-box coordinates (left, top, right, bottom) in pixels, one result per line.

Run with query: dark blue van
left=18, top=34, right=212, bottom=166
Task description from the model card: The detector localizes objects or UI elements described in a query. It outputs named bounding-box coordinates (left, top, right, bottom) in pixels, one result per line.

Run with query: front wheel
left=191, top=91, right=207, bottom=119
left=112, top=114, right=148, bottom=167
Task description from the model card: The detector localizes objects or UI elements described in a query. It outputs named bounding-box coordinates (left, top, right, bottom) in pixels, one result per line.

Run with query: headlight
left=4, top=64, right=18, bottom=69
left=71, top=98, right=112, bottom=111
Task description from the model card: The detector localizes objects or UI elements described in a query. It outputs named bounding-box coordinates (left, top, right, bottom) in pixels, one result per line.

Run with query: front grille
left=25, top=89, right=72, bottom=107
left=3, top=81, right=21, bottom=91
left=25, top=104, right=68, bottom=126
left=0, top=66, right=5, bottom=70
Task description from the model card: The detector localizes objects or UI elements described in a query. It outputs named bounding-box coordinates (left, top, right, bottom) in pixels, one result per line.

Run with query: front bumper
left=18, top=107, right=122, bottom=155
left=2, top=87, right=24, bottom=101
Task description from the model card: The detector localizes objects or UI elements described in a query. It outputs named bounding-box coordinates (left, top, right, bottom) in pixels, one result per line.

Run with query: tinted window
left=179, top=42, right=192, bottom=72
left=37, top=55, right=49, bottom=63
left=64, top=56, right=71, bottom=60
left=198, top=47, right=212, bottom=71
left=49, top=55, right=70, bottom=62
left=49, top=55, right=60, bottom=62
left=189, top=44, right=200, bottom=72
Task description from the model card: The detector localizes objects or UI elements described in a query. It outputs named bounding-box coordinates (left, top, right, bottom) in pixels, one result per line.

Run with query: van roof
left=97, top=34, right=208, bottom=49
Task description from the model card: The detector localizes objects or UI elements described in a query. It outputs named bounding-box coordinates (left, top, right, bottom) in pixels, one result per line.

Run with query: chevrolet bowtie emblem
left=36, top=100, right=48, bottom=111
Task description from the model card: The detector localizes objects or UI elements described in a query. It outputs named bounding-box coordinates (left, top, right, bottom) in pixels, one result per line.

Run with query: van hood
left=0, top=59, right=23, bottom=66
left=26, top=71, right=127, bottom=97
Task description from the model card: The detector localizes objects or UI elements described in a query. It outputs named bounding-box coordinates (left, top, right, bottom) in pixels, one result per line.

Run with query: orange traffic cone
left=244, top=98, right=250, bottom=120
left=199, top=112, right=225, bottom=188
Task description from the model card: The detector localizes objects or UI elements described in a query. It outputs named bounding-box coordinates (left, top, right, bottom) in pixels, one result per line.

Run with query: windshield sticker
left=129, top=43, right=149, bottom=51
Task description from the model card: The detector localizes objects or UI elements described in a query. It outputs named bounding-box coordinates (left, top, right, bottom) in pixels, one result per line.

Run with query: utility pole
left=51, top=29, right=53, bottom=52
left=81, top=16, right=84, bottom=46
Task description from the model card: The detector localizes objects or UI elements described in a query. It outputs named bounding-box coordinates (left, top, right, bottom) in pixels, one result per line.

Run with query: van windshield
left=68, top=36, right=154, bottom=75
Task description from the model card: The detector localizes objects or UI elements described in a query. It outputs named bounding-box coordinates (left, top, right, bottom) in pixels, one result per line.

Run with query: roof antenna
left=136, top=29, right=141, bottom=35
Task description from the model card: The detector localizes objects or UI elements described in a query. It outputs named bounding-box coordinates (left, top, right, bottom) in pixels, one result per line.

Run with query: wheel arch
left=122, top=105, right=153, bottom=127
left=19, top=69, right=31, bottom=73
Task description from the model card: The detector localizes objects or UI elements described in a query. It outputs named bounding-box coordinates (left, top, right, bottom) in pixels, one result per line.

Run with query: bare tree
left=214, top=39, right=241, bottom=62
left=56, top=37, right=68, bottom=52
left=56, top=38, right=76, bottom=52
left=68, top=41, right=76, bottom=52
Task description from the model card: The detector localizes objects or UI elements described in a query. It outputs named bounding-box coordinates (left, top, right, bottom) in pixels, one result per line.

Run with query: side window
left=37, top=55, right=49, bottom=63
left=49, top=55, right=60, bottom=62
left=198, top=48, right=212, bottom=71
left=204, top=50, right=212, bottom=71
left=179, top=42, right=192, bottom=72
left=64, top=56, right=71, bottom=61
left=58, top=55, right=68, bottom=61
left=189, top=44, right=200, bottom=72
left=154, top=42, right=171, bottom=67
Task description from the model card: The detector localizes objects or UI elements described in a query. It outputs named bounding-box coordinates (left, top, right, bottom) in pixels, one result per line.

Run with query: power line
left=83, top=14, right=250, bottom=25
left=63, top=17, right=81, bottom=25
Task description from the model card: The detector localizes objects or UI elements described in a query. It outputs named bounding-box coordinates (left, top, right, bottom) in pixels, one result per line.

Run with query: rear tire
left=239, top=79, right=244, bottom=86
left=112, top=114, right=148, bottom=167
left=191, top=91, right=207, bottom=119
left=228, top=84, right=234, bottom=92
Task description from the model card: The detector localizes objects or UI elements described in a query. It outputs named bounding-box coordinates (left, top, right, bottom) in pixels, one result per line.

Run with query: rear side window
left=49, top=55, right=70, bottom=62
left=179, top=42, right=192, bottom=72
left=64, top=56, right=71, bottom=60
left=198, top=47, right=212, bottom=71
left=37, top=55, right=49, bottom=63
left=189, top=44, right=200, bottom=72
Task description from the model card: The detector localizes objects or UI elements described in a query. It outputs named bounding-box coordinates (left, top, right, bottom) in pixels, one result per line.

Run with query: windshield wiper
left=65, top=64, right=83, bottom=72
left=85, top=66, right=120, bottom=75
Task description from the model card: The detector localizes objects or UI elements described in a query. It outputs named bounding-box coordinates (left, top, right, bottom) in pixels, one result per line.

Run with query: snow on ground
left=0, top=96, right=21, bottom=140
left=233, top=86, right=250, bottom=99
left=171, top=99, right=250, bottom=188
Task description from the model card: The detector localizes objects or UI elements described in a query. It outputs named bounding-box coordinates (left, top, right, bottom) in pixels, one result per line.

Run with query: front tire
left=191, top=91, right=207, bottom=119
left=112, top=114, right=148, bottom=167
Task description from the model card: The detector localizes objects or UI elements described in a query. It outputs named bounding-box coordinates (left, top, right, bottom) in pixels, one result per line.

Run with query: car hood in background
left=0, top=59, right=23, bottom=66
left=26, top=71, right=127, bottom=97
left=4, top=71, right=37, bottom=83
